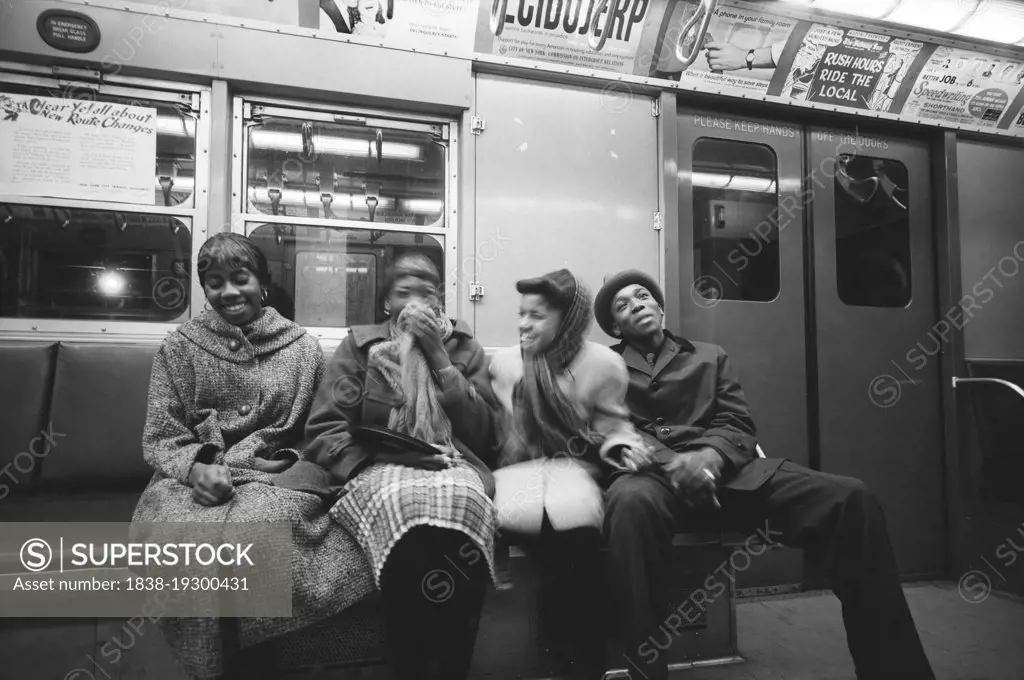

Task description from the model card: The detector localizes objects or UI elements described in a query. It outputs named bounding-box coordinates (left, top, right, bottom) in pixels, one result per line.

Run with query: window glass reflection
left=248, top=224, right=444, bottom=327
left=690, top=138, right=780, bottom=303
left=0, top=203, right=191, bottom=321
left=246, top=119, right=445, bottom=226
left=834, top=154, right=912, bottom=308
left=1, top=83, right=198, bottom=208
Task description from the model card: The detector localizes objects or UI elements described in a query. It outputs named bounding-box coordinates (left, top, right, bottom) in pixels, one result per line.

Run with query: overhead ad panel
left=58, top=0, right=1024, bottom=137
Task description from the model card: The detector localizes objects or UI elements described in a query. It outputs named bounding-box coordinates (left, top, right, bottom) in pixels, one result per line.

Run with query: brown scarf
left=367, top=302, right=457, bottom=453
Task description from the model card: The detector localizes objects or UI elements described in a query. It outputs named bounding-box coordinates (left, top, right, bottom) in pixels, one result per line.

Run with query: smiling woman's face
left=203, top=265, right=263, bottom=326
left=518, top=293, right=562, bottom=355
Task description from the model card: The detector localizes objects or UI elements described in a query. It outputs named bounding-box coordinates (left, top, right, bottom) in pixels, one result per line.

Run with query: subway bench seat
left=0, top=340, right=752, bottom=679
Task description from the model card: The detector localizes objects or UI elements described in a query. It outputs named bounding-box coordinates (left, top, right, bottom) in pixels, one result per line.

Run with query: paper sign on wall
left=0, top=94, right=157, bottom=204
left=777, top=24, right=922, bottom=113
left=637, top=1, right=798, bottom=96
left=901, top=46, right=1024, bottom=128
left=474, top=0, right=653, bottom=74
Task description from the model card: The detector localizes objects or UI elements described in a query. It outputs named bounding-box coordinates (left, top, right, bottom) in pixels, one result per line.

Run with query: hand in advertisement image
left=703, top=37, right=785, bottom=73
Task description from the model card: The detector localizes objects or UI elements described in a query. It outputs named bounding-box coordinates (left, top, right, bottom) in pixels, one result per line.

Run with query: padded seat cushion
left=0, top=342, right=57, bottom=496
left=42, top=343, right=160, bottom=490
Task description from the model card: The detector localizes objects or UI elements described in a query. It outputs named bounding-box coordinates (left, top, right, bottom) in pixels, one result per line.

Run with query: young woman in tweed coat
left=297, top=252, right=501, bottom=680
left=131, top=233, right=375, bottom=680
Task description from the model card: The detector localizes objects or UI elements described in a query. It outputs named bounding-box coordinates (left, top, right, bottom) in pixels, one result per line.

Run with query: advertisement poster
left=474, top=0, right=653, bottom=74
left=635, top=1, right=798, bottom=95
left=318, top=0, right=477, bottom=53
left=777, top=24, right=922, bottom=113
left=901, top=46, right=1024, bottom=128
left=0, top=95, right=157, bottom=204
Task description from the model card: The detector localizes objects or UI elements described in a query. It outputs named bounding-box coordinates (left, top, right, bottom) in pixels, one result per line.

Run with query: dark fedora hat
left=594, top=269, right=664, bottom=337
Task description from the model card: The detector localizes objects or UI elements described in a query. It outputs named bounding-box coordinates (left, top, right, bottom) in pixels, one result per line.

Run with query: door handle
left=674, top=0, right=717, bottom=69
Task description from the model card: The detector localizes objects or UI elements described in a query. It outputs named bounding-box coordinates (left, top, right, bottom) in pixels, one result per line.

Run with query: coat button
left=650, top=381, right=660, bottom=390
left=660, top=427, right=670, bottom=436
left=655, top=417, right=665, bottom=425
left=228, top=339, right=241, bottom=351
left=238, top=404, right=251, bottom=416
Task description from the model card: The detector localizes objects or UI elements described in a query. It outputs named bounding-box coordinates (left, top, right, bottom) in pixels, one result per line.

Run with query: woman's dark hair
left=197, top=233, right=271, bottom=288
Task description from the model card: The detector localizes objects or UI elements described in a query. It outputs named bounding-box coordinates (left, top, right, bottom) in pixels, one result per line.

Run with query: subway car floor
left=316, top=582, right=1024, bottom=680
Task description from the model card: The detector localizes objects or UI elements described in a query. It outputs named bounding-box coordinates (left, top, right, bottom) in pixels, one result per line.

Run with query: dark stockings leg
left=537, top=515, right=607, bottom=680
left=379, top=526, right=489, bottom=680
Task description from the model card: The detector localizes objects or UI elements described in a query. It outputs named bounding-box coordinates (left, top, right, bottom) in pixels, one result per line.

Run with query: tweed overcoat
left=131, top=308, right=375, bottom=679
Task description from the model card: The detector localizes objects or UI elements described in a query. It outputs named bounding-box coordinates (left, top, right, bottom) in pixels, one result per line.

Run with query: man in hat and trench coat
left=592, top=269, right=935, bottom=680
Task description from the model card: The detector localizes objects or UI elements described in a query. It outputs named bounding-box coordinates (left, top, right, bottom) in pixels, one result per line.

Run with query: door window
left=691, top=138, right=781, bottom=303
left=833, top=154, right=912, bottom=308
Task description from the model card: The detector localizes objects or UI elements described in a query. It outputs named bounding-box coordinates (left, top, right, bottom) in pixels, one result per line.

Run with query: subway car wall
left=1, top=0, right=1024, bottom=601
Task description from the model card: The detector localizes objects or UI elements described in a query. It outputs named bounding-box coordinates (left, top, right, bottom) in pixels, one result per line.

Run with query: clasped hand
left=403, top=302, right=447, bottom=361
left=188, top=462, right=234, bottom=506
left=663, top=447, right=724, bottom=510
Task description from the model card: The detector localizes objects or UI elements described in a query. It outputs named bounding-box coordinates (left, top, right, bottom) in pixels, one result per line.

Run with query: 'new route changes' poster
left=777, top=24, right=922, bottom=113
left=901, top=46, right=1024, bottom=128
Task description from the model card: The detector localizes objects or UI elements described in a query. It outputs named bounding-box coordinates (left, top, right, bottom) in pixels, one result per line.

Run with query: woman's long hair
left=508, top=274, right=598, bottom=463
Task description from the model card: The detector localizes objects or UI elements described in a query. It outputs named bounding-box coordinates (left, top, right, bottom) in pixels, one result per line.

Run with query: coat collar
left=350, top=318, right=474, bottom=349
left=178, top=308, right=306, bottom=363
left=611, top=330, right=696, bottom=378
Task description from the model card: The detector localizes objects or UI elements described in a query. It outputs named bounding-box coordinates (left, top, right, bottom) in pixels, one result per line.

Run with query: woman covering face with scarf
left=487, top=268, right=653, bottom=680
left=279, top=253, right=500, bottom=680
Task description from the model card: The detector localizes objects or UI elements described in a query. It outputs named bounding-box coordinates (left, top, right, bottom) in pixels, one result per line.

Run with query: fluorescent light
left=690, top=172, right=777, bottom=193
left=249, top=186, right=396, bottom=210
left=399, top=198, right=443, bottom=214
left=154, top=176, right=195, bottom=191
left=812, top=0, right=899, bottom=19
left=885, top=0, right=978, bottom=32
left=156, top=114, right=194, bottom=138
left=249, top=129, right=423, bottom=161
left=953, top=0, right=1024, bottom=43
left=690, top=172, right=731, bottom=189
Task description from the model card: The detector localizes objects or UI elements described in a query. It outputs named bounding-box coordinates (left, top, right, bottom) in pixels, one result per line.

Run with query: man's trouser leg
left=723, top=460, right=935, bottom=680
left=604, top=470, right=678, bottom=680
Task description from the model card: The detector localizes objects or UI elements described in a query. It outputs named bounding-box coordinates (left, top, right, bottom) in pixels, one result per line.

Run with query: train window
left=833, top=155, right=912, bottom=308
left=247, top=224, right=445, bottom=328
left=245, top=118, right=445, bottom=226
left=691, top=138, right=780, bottom=303
left=0, top=203, right=191, bottom=322
left=0, top=83, right=198, bottom=208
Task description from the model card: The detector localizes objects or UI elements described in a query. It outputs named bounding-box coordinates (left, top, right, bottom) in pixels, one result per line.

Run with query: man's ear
left=611, top=323, right=622, bottom=338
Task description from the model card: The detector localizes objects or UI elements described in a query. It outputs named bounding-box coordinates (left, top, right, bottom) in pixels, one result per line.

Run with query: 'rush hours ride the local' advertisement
left=901, top=46, right=1024, bottom=128
left=776, top=24, right=923, bottom=114
left=634, top=0, right=799, bottom=96
left=474, top=0, right=652, bottom=73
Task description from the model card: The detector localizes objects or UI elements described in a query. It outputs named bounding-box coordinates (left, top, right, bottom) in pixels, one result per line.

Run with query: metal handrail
left=674, top=0, right=717, bottom=68
left=587, top=0, right=615, bottom=52
left=951, top=376, right=1024, bottom=402
left=490, top=0, right=508, bottom=37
